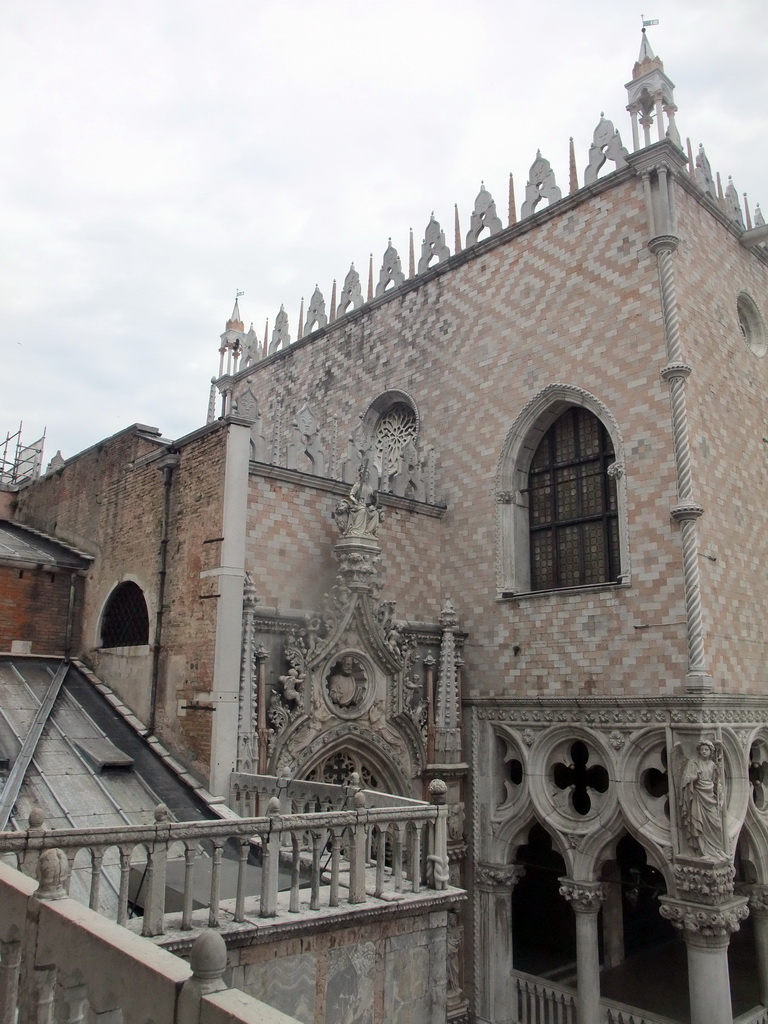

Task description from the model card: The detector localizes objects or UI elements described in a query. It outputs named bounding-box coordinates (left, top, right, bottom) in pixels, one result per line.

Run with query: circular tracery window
left=737, top=293, right=766, bottom=357
left=306, top=751, right=380, bottom=789
left=373, top=402, right=417, bottom=470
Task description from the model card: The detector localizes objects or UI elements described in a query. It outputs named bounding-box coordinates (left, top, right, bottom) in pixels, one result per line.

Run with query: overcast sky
left=1, top=0, right=766, bottom=465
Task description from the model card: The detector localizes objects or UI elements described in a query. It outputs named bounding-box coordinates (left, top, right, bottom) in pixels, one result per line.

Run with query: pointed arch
left=495, top=383, right=630, bottom=596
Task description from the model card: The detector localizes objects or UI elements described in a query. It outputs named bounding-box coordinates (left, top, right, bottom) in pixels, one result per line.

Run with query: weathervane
left=236, top=289, right=244, bottom=298
left=641, top=14, right=659, bottom=29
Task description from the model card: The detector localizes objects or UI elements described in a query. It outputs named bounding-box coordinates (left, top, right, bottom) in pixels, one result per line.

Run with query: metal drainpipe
left=64, top=570, right=77, bottom=658
left=149, top=452, right=179, bottom=734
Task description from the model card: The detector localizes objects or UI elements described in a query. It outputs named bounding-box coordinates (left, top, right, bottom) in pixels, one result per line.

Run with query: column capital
left=744, top=883, right=768, bottom=915
left=659, top=894, right=748, bottom=945
left=673, top=859, right=735, bottom=905
left=559, top=878, right=605, bottom=914
left=670, top=501, right=704, bottom=522
left=660, top=361, right=692, bottom=381
left=648, top=233, right=680, bottom=254
left=475, top=862, right=525, bottom=892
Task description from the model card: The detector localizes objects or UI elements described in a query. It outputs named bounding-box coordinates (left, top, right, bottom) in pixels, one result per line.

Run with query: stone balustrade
left=0, top=857, right=301, bottom=1024
left=512, top=971, right=683, bottom=1024
left=0, top=774, right=450, bottom=939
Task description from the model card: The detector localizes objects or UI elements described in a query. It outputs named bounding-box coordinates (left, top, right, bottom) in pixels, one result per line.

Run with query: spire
left=626, top=25, right=680, bottom=150
left=226, top=294, right=244, bottom=332
left=568, top=138, right=578, bottom=193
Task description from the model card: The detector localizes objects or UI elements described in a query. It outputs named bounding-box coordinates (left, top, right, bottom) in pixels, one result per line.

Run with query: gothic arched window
left=528, top=407, right=619, bottom=590
left=100, top=581, right=150, bottom=647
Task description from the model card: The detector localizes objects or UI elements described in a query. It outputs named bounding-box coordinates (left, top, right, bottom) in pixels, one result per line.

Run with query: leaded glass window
left=529, top=408, right=619, bottom=591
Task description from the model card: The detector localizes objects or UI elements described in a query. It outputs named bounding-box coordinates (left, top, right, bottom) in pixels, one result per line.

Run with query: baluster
left=142, top=805, right=170, bottom=937
left=208, top=841, right=224, bottom=927
left=289, top=833, right=301, bottom=913
left=310, top=830, right=323, bottom=911
left=348, top=791, right=368, bottom=904
left=392, top=825, right=403, bottom=893
left=182, top=845, right=196, bottom=930
left=260, top=798, right=281, bottom=917
left=60, top=982, right=88, bottom=1024
left=89, top=847, right=104, bottom=911
left=0, top=938, right=22, bottom=1024
left=34, top=967, right=56, bottom=1024
left=365, top=824, right=374, bottom=866
left=411, top=823, right=423, bottom=893
left=374, top=828, right=386, bottom=898
left=117, top=847, right=132, bottom=926
left=329, top=829, right=342, bottom=908
left=234, top=839, right=249, bottom=923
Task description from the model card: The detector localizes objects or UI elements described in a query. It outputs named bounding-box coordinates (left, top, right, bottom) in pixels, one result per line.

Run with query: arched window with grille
left=100, top=581, right=150, bottom=648
left=529, top=407, right=619, bottom=590
left=496, top=386, right=629, bottom=597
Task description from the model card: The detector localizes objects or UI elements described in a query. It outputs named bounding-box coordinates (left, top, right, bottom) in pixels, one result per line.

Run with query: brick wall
left=13, top=422, right=232, bottom=779
left=234, top=173, right=690, bottom=699
left=0, top=565, right=82, bottom=655
left=674, top=185, right=768, bottom=692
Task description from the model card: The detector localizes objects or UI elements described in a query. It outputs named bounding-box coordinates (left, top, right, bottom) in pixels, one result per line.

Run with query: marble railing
left=734, top=1008, right=768, bottom=1024
left=0, top=775, right=450, bottom=938
left=512, top=971, right=682, bottom=1024
left=0, top=858, right=301, bottom=1024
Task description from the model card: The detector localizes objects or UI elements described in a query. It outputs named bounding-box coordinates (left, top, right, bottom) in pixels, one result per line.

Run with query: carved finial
left=263, top=319, right=269, bottom=360
left=508, top=173, right=516, bottom=226
left=367, top=253, right=373, bottom=301
left=466, top=183, right=503, bottom=246
left=429, top=778, right=448, bottom=804
left=266, top=796, right=281, bottom=815
left=521, top=152, right=563, bottom=217
left=338, top=263, right=363, bottom=316
left=686, top=138, right=695, bottom=179
left=584, top=116, right=628, bottom=186
left=409, top=227, right=415, bottom=277
left=154, top=803, right=170, bottom=823
left=330, top=278, right=337, bottom=320
left=189, top=932, right=227, bottom=988
left=744, top=194, right=753, bottom=230
left=755, top=204, right=765, bottom=228
left=28, top=806, right=45, bottom=829
left=454, top=203, right=462, bottom=254
left=375, top=239, right=406, bottom=296
left=418, top=214, right=450, bottom=274
left=297, top=297, right=304, bottom=340
left=304, top=285, right=327, bottom=334
left=568, top=137, right=578, bottom=193
left=36, top=848, right=69, bottom=900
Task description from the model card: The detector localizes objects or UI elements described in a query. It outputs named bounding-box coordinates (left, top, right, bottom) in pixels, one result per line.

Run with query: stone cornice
left=249, top=461, right=447, bottom=518
left=467, top=695, right=768, bottom=727
left=156, top=888, right=465, bottom=954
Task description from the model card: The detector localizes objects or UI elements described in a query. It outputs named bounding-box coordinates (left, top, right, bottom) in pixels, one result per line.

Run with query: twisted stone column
left=559, top=880, right=605, bottom=1024
left=475, top=864, right=525, bottom=1024
left=650, top=230, right=709, bottom=691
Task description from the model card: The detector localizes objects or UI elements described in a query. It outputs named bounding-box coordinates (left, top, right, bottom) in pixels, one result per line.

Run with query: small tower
left=218, top=296, right=246, bottom=379
left=625, top=27, right=681, bottom=151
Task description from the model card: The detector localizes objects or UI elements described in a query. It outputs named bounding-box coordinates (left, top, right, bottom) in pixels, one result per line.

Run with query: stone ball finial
left=266, top=796, right=281, bottom=815
left=353, top=790, right=368, bottom=809
left=190, top=930, right=227, bottom=983
left=429, top=778, right=448, bottom=805
left=36, top=848, right=69, bottom=900
left=154, top=803, right=170, bottom=823
left=349, top=771, right=360, bottom=789
left=28, top=806, right=45, bottom=829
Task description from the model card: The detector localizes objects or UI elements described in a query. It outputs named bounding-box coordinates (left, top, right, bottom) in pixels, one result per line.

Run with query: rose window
left=373, top=403, right=417, bottom=472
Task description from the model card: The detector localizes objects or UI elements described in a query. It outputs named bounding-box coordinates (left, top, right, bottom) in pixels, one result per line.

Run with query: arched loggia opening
left=512, top=823, right=576, bottom=976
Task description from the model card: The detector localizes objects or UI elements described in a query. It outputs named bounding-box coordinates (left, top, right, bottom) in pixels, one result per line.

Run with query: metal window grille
left=100, top=581, right=150, bottom=647
left=529, top=408, right=619, bottom=591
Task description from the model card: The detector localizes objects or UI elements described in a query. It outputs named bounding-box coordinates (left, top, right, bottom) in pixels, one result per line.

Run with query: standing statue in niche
left=327, top=655, right=366, bottom=710
left=673, top=740, right=725, bottom=859
left=333, top=460, right=384, bottom=538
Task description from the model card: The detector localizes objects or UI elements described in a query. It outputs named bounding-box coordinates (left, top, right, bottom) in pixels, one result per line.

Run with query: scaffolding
left=0, top=423, right=45, bottom=485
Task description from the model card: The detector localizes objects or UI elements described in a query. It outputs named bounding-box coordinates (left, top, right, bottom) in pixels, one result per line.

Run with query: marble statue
left=674, top=740, right=725, bottom=859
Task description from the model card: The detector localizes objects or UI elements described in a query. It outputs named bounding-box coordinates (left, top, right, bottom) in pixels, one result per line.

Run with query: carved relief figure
left=279, top=668, right=304, bottom=707
left=327, top=655, right=366, bottom=709
left=674, top=740, right=725, bottom=859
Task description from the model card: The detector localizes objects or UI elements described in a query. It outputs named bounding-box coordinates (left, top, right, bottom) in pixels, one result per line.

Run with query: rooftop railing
left=0, top=773, right=451, bottom=938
